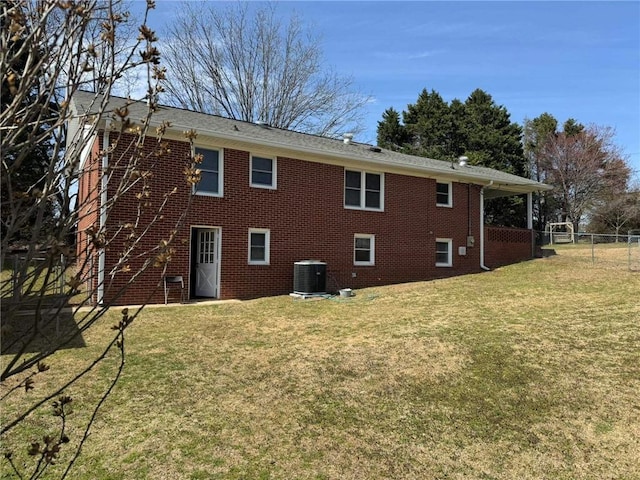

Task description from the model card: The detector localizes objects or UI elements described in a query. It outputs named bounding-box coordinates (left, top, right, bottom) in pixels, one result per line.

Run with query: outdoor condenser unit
left=293, top=260, right=326, bottom=295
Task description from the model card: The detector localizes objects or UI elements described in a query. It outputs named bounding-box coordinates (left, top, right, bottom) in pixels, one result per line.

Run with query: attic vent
left=343, top=132, right=354, bottom=144
left=369, top=146, right=382, bottom=153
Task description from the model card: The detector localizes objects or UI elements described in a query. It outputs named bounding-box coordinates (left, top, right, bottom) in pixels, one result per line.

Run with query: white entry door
left=195, top=229, right=219, bottom=297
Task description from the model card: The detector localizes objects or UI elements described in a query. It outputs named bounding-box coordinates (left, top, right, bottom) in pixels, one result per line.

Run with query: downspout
left=97, top=121, right=110, bottom=304
left=479, top=180, right=494, bottom=271
left=527, top=192, right=534, bottom=258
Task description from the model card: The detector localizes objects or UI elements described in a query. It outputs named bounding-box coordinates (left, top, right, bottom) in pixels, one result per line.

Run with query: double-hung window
left=354, top=234, right=375, bottom=266
left=194, top=147, right=223, bottom=196
left=436, top=181, right=452, bottom=207
left=435, top=238, right=452, bottom=267
left=250, top=155, right=276, bottom=189
left=248, top=228, right=270, bottom=265
left=345, top=170, right=383, bottom=210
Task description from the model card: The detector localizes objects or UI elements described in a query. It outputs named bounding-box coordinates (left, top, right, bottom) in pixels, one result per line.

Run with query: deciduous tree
left=589, top=189, right=640, bottom=240
left=540, top=123, right=631, bottom=233
left=1, top=1, right=199, bottom=476
left=162, top=2, right=370, bottom=138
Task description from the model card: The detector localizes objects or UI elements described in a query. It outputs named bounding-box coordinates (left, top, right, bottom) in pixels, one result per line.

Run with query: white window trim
left=354, top=234, right=375, bottom=266
left=250, top=154, right=277, bottom=190
left=436, top=181, right=452, bottom=208
left=194, top=147, right=224, bottom=197
left=344, top=170, right=384, bottom=212
left=435, top=238, right=453, bottom=267
left=248, top=228, right=270, bottom=265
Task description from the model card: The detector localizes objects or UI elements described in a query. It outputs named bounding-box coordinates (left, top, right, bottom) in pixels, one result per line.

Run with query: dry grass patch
left=2, top=247, right=639, bottom=479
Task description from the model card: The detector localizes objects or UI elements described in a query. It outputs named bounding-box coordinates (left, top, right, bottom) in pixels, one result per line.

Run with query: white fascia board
left=77, top=128, right=96, bottom=172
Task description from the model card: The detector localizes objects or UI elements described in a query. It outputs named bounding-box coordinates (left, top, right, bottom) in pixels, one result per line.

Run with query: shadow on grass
left=537, top=248, right=557, bottom=258
left=1, top=294, right=86, bottom=355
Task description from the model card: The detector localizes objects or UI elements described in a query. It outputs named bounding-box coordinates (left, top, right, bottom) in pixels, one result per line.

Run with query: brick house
left=70, top=92, right=550, bottom=306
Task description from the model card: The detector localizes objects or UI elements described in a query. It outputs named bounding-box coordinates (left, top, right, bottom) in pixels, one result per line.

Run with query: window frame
left=435, top=238, right=453, bottom=267
left=248, top=228, right=270, bottom=265
left=354, top=234, right=375, bottom=266
left=344, top=169, right=384, bottom=211
left=436, top=181, right=452, bottom=207
left=250, top=154, right=277, bottom=189
left=193, top=147, right=224, bottom=197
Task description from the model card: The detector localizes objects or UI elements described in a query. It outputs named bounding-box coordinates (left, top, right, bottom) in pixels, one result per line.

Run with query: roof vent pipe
left=343, top=132, right=354, bottom=144
left=459, top=156, right=469, bottom=167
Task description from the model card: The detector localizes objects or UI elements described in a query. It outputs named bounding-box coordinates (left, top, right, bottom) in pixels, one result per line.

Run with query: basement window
left=248, top=228, right=270, bottom=265
left=435, top=238, right=452, bottom=267
left=354, top=234, right=375, bottom=266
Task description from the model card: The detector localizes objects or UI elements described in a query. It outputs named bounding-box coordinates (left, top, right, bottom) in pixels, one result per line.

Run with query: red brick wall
left=96, top=134, right=492, bottom=305
left=484, top=226, right=533, bottom=268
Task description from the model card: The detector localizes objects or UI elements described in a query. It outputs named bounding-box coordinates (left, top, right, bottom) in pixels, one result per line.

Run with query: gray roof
left=70, top=91, right=551, bottom=196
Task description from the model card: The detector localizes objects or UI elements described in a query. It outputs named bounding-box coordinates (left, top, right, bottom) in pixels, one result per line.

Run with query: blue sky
left=144, top=1, right=640, bottom=178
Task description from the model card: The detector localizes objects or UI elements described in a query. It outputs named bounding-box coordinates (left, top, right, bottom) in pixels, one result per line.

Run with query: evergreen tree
left=463, top=89, right=528, bottom=225
left=448, top=98, right=467, bottom=158
left=375, top=87, right=527, bottom=226
left=402, top=88, right=453, bottom=159
left=563, top=118, right=584, bottom=136
left=462, top=89, right=526, bottom=176
left=1, top=0, right=57, bottom=242
left=377, top=107, right=408, bottom=150
left=523, top=113, right=559, bottom=230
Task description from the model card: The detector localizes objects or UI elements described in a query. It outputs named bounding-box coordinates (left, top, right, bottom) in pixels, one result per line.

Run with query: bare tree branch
left=540, top=124, right=631, bottom=231
left=162, top=1, right=371, bottom=138
left=1, top=0, right=202, bottom=476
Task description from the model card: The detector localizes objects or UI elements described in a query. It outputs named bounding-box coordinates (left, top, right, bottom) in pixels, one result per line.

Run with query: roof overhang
left=70, top=93, right=552, bottom=197
left=484, top=182, right=554, bottom=198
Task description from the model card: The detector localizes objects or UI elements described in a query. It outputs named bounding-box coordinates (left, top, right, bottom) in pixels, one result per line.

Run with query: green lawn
left=2, top=246, right=639, bottom=479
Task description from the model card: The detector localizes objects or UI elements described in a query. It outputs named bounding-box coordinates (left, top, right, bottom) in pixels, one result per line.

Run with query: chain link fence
left=1, top=253, right=68, bottom=303
left=537, top=230, right=640, bottom=271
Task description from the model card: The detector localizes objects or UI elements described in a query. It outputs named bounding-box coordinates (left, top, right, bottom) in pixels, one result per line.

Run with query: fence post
left=59, top=254, right=65, bottom=295
left=630, top=235, right=639, bottom=272
left=12, top=255, right=19, bottom=301
left=591, top=234, right=595, bottom=265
